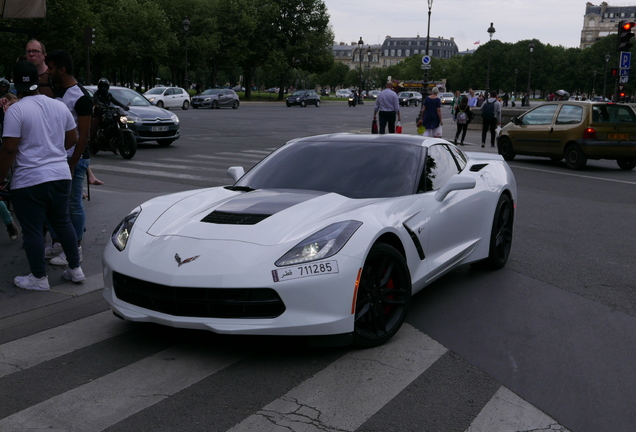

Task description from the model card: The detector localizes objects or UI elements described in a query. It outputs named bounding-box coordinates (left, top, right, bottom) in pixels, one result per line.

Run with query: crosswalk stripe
left=465, top=386, right=571, bottom=432
left=89, top=164, right=226, bottom=183
left=191, top=153, right=263, bottom=161
left=0, top=311, right=127, bottom=379
left=226, top=324, right=448, bottom=432
left=0, top=343, right=245, bottom=431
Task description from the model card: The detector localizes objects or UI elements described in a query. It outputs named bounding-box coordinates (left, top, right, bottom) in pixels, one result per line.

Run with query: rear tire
left=182, top=100, right=189, bottom=110
left=617, top=157, right=636, bottom=170
left=565, top=144, right=587, bottom=170
left=353, top=243, right=411, bottom=348
left=315, top=100, right=321, bottom=107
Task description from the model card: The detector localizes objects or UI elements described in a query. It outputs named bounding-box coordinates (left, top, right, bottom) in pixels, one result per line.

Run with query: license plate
left=272, top=260, right=339, bottom=282
left=151, top=126, right=169, bottom=132
left=608, top=133, right=629, bottom=140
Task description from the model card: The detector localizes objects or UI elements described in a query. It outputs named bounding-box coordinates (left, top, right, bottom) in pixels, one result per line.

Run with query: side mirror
left=434, top=174, right=477, bottom=202
left=227, top=166, right=245, bottom=182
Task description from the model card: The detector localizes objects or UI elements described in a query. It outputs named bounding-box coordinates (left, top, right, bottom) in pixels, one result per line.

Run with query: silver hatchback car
left=191, top=89, right=240, bottom=109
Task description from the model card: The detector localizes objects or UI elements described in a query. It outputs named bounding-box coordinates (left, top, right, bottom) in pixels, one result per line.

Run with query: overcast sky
left=322, top=0, right=591, bottom=52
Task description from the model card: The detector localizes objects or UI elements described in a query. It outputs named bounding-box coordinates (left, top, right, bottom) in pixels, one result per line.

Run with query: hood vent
left=470, top=163, right=489, bottom=172
left=201, top=211, right=271, bottom=225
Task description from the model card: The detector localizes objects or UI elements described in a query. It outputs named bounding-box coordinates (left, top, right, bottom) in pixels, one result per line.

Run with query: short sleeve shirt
left=55, top=84, right=93, bottom=158
left=2, top=95, right=76, bottom=189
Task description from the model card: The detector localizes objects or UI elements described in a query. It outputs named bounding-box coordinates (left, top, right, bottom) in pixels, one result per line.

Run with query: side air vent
left=201, top=211, right=270, bottom=225
left=470, top=163, right=489, bottom=172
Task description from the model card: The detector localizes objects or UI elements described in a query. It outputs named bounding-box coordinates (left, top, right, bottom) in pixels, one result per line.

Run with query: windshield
left=236, top=139, right=422, bottom=198
left=398, top=93, right=411, bottom=97
left=145, top=88, right=165, bottom=95
left=200, top=89, right=221, bottom=95
left=291, top=91, right=305, bottom=96
left=108, top=88, right=152, bottom=106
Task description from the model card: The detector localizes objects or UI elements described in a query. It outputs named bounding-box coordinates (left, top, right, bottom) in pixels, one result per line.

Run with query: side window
left=174, top=88, right=183, bottom=95
left=448, top=145, right=467, bottom=171
left=555, top=105, right=583, bottom=125
left=521, top=105, right=558, bottom=125
left=165, top=88, right=174, bottom=96
left=419, top=145, right=460, bottom=192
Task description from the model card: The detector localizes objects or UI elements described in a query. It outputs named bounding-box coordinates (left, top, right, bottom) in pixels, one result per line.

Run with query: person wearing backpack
left=453, top=95, right=471, bottom=145
left=481, top=90, right=501, bottom=148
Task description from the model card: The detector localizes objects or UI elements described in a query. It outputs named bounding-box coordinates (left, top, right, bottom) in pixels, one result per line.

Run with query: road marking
left=89, top=164, right=223, bottom=182
left=191, top=153, right=263, bottom=161
left=0, top=311, right=128, bottom=379
left=465, top=386, right=571, bottom=432
left=511, top=165, right=636, bottom=185
left=226, top=324, right=448, bottom=432
left=0, top=343, right=245, bottom=431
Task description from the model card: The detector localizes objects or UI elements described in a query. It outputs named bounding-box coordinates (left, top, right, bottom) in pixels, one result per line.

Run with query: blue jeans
left=0, top=201, right=11, bottom=225
left=48, top=158, right=88, bottom=243
left=12, top=180, right=80, bottom=278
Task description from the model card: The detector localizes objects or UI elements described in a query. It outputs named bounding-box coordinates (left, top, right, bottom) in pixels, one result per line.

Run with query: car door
left=509, top=104, right=559, bottom=155
left=403, top=144, right=483, bottom=284
left=163, top=88, right=175, bottom=108
left=172, top=88, right=185, bottom=108
left=549, top=104, right=584, bottom=156
left=219, top=90, right=230, bottom=107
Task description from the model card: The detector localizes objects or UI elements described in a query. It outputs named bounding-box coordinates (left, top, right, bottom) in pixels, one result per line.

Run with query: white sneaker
left=49, top=246, right=82, bottom=266
left=14, top=274, right=50, bottom=291
left=44, top=243, right=63, bottom=259
left=62, top=266, right=85, bottom=283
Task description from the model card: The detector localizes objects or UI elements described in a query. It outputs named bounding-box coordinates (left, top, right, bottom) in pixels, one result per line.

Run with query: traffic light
left=611, top=68, right=618, bottom=76
left=84, top=26, right=95, bottom=46
left=617, top=21, right=635, bottom=51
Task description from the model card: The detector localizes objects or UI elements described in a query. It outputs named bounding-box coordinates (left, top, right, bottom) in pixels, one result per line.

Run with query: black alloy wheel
left=353, top=243, right=411, bottom=348
left=315, top=100, right=321, bottom=107
left=482, top=194, right=514, bottom=269
left=211, top=100, right=219, bottom=109
left=232, top=100, right=240, bottom=109
left=300, top=100, right=307, bottom=107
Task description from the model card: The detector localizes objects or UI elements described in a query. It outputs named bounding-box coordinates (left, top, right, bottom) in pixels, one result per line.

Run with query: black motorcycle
left=348, top=95, right=357, bottom=107
left=92, top=106, right=137, bottom=159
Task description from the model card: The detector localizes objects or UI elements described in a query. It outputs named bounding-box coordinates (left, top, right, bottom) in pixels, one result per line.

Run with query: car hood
left=128, top=105, right=174, bottom=120
left=143, top=188, right=378, bottom=246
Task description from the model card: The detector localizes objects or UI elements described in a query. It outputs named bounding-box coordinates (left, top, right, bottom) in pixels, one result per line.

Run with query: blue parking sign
left=620, top=52, right=631, bottom=69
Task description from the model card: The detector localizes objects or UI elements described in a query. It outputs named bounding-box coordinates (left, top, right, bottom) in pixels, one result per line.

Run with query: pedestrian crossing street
left=0, top=311, right=571, bottom=432
left=90, top=148, right=277, bottom=187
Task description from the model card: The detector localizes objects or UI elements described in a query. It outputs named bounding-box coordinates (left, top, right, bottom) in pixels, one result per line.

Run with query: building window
left=390, top=49, right=395, bottom=56
left=397, top=49, right=402, bottom=56
left=405, top=49, right=410, bottom=56
left=384, top=49, right=389, bottom=56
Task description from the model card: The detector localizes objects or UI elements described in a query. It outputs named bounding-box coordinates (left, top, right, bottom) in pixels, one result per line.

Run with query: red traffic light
left=623, top=22, right=635, bottom=31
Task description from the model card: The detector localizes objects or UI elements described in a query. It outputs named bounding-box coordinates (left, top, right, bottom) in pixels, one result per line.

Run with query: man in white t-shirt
left=0, top=61, right=85, bottom=291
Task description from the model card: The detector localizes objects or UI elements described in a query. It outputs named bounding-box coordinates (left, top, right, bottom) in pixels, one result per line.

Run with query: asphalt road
left=0, top=99, right=635, bottom=431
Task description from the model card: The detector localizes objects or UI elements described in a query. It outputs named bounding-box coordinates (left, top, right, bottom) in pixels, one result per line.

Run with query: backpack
left=457, top=110, right=468, bottom=125
left=481, top=100, right=495, bottom=120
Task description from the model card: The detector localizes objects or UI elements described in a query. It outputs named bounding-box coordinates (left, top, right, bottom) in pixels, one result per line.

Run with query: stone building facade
left=581, top=2, right=636, bottom=48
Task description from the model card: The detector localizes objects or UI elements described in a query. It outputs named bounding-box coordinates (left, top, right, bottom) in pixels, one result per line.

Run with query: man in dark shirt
left=44, top=50, right=93, bottom=267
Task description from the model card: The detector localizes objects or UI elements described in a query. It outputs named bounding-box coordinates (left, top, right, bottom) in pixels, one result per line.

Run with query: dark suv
left=286, top=90, right=321, bottom=107
left=397, top=92, right=419, bottom=107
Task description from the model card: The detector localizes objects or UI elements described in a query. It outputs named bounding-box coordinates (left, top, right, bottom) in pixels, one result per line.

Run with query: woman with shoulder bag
left=453, top=95, right=471, bottom=145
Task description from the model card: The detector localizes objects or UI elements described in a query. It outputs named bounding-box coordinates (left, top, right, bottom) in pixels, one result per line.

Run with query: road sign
left=620, top=75, right=629, bottom=83
left=620, top=68, right=630, bottom=76
left=620, top=51, right=631, bottom=69
left=421, top=64, right=431, bottom=69
left=422, top=55, right=431, bottom=65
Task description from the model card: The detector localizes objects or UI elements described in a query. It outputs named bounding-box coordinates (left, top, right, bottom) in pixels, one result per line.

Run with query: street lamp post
left=485, top=22, right=495, bottom=94
left=423, top=0, right=433, bottom=98
left=514, top=68, right=518, bottom=97
left=603, top=53, right=610, bottom=99
left=366, top=46, right=372, bottom=94
left=527, top=42, right=535, bottom=107
left=592, top=70, right=597, bottom=97
left=358, top=37, right=364, bottom=104
left=183, top=17, right=191, bottom=90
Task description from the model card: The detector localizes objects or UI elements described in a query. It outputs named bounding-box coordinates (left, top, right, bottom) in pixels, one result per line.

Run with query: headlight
left=147, top=97, right=155, bottom=102
left=170, top=113, right=179, bottom=124
left=111, top=207, right=141, bottom=251
left=126, top=113, right=142, bottom=123
left=118, top=115, right=128, bottom=124
left=275, top=221, right=362, bottom=266
left=204, top=98, right=211, bottom=101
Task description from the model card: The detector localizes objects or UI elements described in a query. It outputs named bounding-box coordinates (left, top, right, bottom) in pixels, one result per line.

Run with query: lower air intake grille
left=113, top=272, right=285, bottom=318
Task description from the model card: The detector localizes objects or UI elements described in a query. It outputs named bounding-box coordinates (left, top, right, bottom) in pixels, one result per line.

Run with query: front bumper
left=102, top=235, right=362, bottom=336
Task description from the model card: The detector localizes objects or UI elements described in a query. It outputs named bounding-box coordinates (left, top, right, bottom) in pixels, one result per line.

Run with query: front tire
left=480, top=194, right=514, bottom=270
left=315, top=100, right=321, bottom=107
left=232, top=100, right=240, bottom=109
left=300, top=100, right=307, bottom=107
left=617, top=157, right=636, bottom=170
left=211, top=100, right=219, bottom=109
left=156, top=100, right=164, bottom=108
left=498, top=137, right=516, bottom=161
left=118, top=131, right=137, bottom=159
left=565, top=143, right=587, bottom=170
left=353, top=243, right=411, bottom=348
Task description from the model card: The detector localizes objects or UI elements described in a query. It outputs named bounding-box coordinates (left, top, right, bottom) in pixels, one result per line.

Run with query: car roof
left=290, top=132, right=447, bottom=149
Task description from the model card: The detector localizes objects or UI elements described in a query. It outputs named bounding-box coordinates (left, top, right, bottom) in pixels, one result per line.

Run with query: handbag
left=372, top=119, right=378, bottom=134
left=395, top=121, right=402, bottom=134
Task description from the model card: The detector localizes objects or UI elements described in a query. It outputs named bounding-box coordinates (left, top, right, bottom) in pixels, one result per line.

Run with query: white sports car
left=103, top=133, right=516, bottom=347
